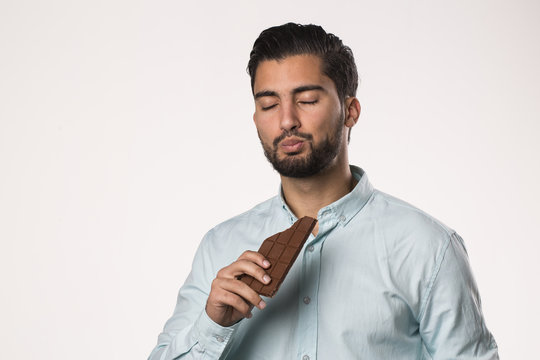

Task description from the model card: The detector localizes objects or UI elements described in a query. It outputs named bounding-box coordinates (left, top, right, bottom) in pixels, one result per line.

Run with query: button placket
left=297, top=229, right=322, bottom=360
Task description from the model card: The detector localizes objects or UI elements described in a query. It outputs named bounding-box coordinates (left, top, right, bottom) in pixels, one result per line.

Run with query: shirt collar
left=278, top=165, right=374, bottom=226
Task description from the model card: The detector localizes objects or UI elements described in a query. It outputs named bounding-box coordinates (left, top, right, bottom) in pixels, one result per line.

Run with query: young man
left=149, top=23, right=498, bottom=360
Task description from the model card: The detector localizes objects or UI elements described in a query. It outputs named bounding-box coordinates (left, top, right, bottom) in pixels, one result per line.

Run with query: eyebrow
left=254, top=90, right=278, bottom=99
left=292, top=85, right=325, bottom=95
left=254, top=85, right=326, bottom=99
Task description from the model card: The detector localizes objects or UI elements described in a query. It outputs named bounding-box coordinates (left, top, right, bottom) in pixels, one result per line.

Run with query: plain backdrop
left=1, top=0, right=539, bottom=359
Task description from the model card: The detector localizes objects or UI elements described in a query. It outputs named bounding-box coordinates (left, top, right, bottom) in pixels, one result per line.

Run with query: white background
left=1, top=1, right=539, bottom=359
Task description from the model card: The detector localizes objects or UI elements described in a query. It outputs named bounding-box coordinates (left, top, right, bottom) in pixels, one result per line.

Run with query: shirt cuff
left=193, top=309, right=239, bottom=357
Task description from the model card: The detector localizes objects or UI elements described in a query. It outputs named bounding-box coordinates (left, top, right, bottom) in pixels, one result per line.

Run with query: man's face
left=252, top=54, right=346, bottom=178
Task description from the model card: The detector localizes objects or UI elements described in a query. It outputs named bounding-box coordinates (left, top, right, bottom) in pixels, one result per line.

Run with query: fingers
left=217, top=251, right=271, bottom=286
left=206, top=250, right=271, bottom=326
left=237, top=250, right=271, bottom=269
left=211, top=277, right=267, bottom=313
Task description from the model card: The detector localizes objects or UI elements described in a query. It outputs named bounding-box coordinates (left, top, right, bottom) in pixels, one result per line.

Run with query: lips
left=280, top=137, right=305, bottom=153
left=281, top=139, right=303, bottom=146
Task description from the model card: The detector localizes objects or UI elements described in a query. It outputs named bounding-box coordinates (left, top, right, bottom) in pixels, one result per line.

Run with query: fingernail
left=258, top=300, right=266, bottom=309
left=263, top=275, right=271, bottom=284
left=263, top=260, right=270, bottom=267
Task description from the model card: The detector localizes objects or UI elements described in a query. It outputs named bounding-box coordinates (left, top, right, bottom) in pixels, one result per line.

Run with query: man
left=148, top=23, right=498, bottom=359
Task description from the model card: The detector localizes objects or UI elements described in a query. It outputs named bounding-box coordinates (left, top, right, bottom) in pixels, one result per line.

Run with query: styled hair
left=247, top=23, right=358, bottom=103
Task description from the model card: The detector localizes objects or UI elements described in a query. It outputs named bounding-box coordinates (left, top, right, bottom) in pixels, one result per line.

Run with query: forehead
left=253, top=54, right=335, bottom=94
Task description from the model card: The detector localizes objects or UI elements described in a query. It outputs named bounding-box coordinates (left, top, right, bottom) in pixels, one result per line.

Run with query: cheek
left=312, top=109, right=340, bottom=138
left=254, top=122, right=274, bottom=146
left=254, top=115, right=279, bottom=136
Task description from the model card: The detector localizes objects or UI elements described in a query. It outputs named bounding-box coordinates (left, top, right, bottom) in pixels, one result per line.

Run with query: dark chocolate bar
left=239, top=216, right=317, bottom=297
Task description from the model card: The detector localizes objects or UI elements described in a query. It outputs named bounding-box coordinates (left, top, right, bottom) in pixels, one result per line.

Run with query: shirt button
left=339, top=215, right=346, bottom=222
left=303, top=355, right=310, bottom=360
left=307, top=245, right=314, bottom=252
left=215, top=335, right=224, bottom=343
left=303, top=296, right=311, bottom=304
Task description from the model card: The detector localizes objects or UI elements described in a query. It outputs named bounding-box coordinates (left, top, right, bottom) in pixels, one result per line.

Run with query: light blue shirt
left=149, top=166, right=498, bottom=360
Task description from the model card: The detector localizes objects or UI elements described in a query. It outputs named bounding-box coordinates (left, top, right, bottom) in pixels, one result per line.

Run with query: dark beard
left=258, top=121, right=344, bottom=178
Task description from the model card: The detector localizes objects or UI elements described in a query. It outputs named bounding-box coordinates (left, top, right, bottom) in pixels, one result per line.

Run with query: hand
left=205, top=250, right=271, bottom=327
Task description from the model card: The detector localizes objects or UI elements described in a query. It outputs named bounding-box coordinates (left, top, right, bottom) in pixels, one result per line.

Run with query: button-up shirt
left=149, top=166, right=498, bottom=360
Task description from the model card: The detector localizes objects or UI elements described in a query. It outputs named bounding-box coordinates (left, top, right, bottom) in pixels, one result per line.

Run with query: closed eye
left=300, top=100, right=318, bottom=105
left=261, top=104, right=277, bottom=111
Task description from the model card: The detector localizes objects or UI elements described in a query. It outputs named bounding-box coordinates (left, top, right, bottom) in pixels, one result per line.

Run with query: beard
left=258, top=118, right=344, bottom=178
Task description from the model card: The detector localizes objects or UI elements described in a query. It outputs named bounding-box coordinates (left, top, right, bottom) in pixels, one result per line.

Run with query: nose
left=279, top=100, right=300, bottom=133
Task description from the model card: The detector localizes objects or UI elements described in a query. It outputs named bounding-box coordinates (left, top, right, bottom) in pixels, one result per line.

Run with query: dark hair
left=247, top=23, right=358, bottom=103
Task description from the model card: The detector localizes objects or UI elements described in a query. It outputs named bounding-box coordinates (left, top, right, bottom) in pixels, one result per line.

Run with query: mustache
left=273, top=130, right=313, bottom=147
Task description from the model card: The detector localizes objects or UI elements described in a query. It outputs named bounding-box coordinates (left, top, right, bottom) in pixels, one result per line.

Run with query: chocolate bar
left=239, top=216, right=317, bottom=297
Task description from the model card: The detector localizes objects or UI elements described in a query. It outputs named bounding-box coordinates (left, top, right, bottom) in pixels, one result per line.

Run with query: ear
left=344, top=97, right=361, bottom=128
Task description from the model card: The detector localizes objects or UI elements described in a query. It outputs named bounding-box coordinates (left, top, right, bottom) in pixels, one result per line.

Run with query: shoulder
left=198, top=196, right=288, bottom=267
left=363, top=189, right=458, bottom=262
left=363, top=190, right=470, bottom=312
left=207, top=195, right=284, bottom=237
left=369, top=189, right=455, bottom=238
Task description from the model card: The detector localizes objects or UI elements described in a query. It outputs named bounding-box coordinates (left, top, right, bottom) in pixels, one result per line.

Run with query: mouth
left=280, top=137, right=306, bottom=153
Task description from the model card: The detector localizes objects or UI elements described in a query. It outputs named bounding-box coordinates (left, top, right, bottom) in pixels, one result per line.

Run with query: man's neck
left=280, top=159, right=357, bottom=235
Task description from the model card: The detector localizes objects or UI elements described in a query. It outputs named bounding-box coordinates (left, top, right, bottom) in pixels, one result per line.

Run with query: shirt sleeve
left=418, top=232, right=499, bottom=359
left=148, top=231, right=240, bottom=360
